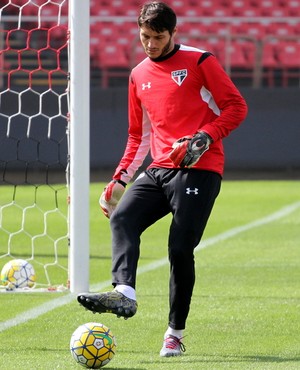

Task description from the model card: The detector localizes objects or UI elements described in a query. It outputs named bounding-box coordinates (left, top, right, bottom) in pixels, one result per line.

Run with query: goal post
left=0, top=0, right=90, bottom=293
left=69, top=0, right=90, bottom=294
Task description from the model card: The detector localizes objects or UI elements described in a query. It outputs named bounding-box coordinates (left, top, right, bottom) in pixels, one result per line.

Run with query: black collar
left=150, top=44, right=180, bottom=62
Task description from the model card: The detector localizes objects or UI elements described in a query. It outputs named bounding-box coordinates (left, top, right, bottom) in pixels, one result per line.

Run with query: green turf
left=0, top=180, right=299, bottom=369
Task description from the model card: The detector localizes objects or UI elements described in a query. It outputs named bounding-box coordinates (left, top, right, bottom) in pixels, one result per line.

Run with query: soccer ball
left=70, top=322, right=116, bottom=369
left=0, top=259, right=36, bottom=290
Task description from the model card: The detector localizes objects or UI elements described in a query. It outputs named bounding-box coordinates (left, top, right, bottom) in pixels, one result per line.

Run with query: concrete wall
left=91, top=87, right=300, bottom=174
left=1, top=87, right=299, bottom=180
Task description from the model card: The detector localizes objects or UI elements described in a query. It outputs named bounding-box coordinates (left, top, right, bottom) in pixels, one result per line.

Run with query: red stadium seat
left=91, top=22, right=120, bottom=42
left=114, top=21, right=138, bottom=51
left=90, top=4, right=113, bottom=16
left=170, top=0, right=189, bottom=16
left=278, top=41, right=300, bottom=67
left=262, top=42, right=279, bottom=69
left=90, top=34, right=101, bottom=61
left=266, top=23, right=298, bottom=38
left=98, top=43, right=129, bottom=87
left=212, top=7, right=232, bottom=17
left=261, top=5, right=290, bottom=17
left=129, top=43, right=147, bottom=68
left=178, top=22, right=210, bottom=39
left=116, top=5, right=139, bottom=17
left=205, top=22, right=232, bottom=37
left=250, top=0, right=282, bottom=7
left=230, top=0, right=258, bottom=16
left=218, top=41, right=248, bottom=68
left=98, top=43, right=129, bottom=66
left=240, top=23, right=268, bottom=40
left=216, top=39, right=257, bottom=83
left=181, top=6, right=206, bottom=17
left=281, top=0, right=300, bottom=16
left=278, top=41, right=300, bottom=86
left=234, top=5, right=261, bottom=17
left=261, top=41, right=280, bottom=86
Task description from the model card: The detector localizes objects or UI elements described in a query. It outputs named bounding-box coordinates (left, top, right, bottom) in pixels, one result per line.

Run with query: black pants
left=110, top=168, right=221, bottom=330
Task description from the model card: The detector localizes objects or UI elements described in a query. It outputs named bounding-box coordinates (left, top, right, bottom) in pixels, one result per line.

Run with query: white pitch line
left=0, top=201, right=299, bottom=333
left=195, top=200, right=300, bottom=252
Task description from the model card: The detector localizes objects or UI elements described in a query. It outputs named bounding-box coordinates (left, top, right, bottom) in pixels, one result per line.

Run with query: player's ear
left=171, top=27, right=178, bottom=38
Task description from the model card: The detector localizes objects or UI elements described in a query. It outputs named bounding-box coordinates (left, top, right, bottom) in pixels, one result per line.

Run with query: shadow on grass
left=141, top=354, right=300, bottom=365
left=30, top=349, right=147, bottom=370
left=243, top=355, right=300, bottom=363
left=98, top=368, right=146, bottom=370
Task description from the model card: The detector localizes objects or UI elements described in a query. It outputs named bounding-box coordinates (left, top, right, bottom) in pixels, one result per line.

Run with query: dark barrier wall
left=0, top=88, right=299, bottom=177
left=91, top=87, right=300, bottom=173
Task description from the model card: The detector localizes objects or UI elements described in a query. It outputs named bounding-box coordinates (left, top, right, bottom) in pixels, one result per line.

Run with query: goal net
left=0, top=0, right=70, bottom=291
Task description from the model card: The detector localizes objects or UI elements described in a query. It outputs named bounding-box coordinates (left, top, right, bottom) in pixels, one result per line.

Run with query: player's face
left=139, top=25, right=177, bottom=59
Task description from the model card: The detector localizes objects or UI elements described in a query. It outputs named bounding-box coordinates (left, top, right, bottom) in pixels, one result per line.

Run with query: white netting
left=0, top=0, right=69, bottom=291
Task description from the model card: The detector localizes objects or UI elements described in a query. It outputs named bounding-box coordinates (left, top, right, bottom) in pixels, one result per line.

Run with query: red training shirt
left=113, top=44, right=248, bottom=183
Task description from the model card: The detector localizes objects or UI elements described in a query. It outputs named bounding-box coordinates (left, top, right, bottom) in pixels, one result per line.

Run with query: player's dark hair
left=138, top=2, right=177, bottom=35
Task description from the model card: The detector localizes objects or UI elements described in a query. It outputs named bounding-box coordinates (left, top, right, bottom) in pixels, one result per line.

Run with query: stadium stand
left=1, top=0, right=299, bottom=87
left=89, top=0, right=300, bottom=87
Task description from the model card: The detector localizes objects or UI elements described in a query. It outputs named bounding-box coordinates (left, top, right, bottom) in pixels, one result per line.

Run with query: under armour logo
left=186, top=187, right=199, bottom=195
left=142, top=82, right=151, bottom=90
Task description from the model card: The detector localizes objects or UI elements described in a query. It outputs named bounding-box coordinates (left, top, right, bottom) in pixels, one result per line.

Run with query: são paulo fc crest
left=171, top=69, right=187, bottom=86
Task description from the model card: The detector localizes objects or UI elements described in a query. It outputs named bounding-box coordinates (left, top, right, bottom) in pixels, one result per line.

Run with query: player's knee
left=110, top=207, right=136, bottom=233
left=110, top=208, right=125, bottom=227
left=169, top=228, right=201, bottom=251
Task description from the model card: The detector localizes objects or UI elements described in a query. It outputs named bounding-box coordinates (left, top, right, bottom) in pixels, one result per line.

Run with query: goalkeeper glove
left=99, top=180, right=126, bottom=218
left=169, top=131, right=212, bottom=168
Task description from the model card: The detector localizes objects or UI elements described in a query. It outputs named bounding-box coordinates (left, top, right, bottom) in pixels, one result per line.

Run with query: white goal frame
left=69, top=0, right=90, bottom=294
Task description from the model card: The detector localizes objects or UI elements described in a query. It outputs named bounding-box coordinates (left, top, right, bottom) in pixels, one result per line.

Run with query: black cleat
left=77, top=291, right=137, bottom=319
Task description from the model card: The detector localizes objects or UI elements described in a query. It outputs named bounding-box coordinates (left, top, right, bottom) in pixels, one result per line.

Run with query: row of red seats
left=90, top=20, right=300, bottom=66
left=3, top=0, right=300, bottom=87
left=179, top=21, right=300, bottom=39
left=90, top=20, right=300, bottom=48
left=89, top=0, right=300, bottom=17
left=95, top=35, right=300, bottom=70
left=91, top=0, right=298, bottom=5
left=91, top=7, right=300, bottom=18
left=94, top=32, right=300, bottom=87
left=6, top=0, right=300, bottom=18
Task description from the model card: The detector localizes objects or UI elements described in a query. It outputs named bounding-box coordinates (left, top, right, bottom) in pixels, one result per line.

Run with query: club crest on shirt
left=171, top=69, right=187, bottom=86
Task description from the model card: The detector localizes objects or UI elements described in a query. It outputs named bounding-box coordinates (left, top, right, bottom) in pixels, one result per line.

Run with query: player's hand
left=99, top=180, right=126, bottom=218
left=168, top=135, right=192, bottom=167
left=169, top=131, right=212, bottom=168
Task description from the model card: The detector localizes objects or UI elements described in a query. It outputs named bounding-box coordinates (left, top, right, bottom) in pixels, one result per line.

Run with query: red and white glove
left=99, top=180, right=126, bottom=218
left=169, top=131, right=212, bottom=168
left=168, top=135, right=192, bottom=167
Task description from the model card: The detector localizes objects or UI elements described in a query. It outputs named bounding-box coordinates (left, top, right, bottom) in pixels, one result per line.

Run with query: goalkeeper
left=78, top=1, right=248, bottom=357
